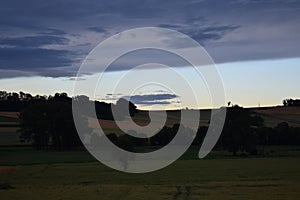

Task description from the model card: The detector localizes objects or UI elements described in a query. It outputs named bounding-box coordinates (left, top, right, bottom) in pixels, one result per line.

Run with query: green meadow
left=1, top=145, right=300, bottom=200
left=1, top=157, right=300, bottom=200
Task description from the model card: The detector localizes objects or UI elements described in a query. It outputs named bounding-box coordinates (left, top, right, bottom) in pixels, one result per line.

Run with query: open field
left=87, top=107, right=300, bottom=135
left=252, top=106, right=300, bottom=127
left=1, top=157, right=300, bottom=200
left=1, top=146, right=300, bottom=166
left=0, top=112, right=19, bottom=119
left=0, top=132, right=19, bottom=146
left=0, top=113, right=20, bottom=145
left=90, top=110, right=211, bottom=135
left=0, top=116, right=18, bottom=126
left=87, top=107, right=300, bottom=134
left=1, top=106, right=300, bottom=134
left=1, top=109, right=300, bottom=199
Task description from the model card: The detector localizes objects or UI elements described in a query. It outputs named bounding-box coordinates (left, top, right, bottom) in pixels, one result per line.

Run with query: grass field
left=1, top=146, right=300, bottom=200
left=1, top=110, right=300, bottom=199
left=1, top=157, right=300, bottom=200
left=0, top=113, right=20, bottom=145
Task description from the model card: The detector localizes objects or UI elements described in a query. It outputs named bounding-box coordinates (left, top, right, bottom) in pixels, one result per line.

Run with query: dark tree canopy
left=18, top=101, right=83, bottom=150
left=220, top=105, right=264, bottom=156
left=283, top=98, right=300, bottom=107
left=7, top=91, right=138, bottom=150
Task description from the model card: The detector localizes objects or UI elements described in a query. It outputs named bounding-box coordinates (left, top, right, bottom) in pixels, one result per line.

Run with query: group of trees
left=0, top=90, right=137, bottom=150
left=19, top=101, right=82, bottom=150
left=91, top=105, right=300, bottom=156
left=0, top=91, right=78, bottom=112
left=2, top=90, right=300, bottom=154
left=218, top=106, right=300, bottom=156
left=218, top=105, right=264, bottom=156
left=0, top=91, right=47, bottom=111
left=0, top=91, right=137, bottom=120
left=16, top=92, right=88, bottom=150
left=257, top=122, right=300, bottom=146
left=18, top=100, right=300, bottom=153
left=283, top=98, right=300, bottom=107
left=90, top=123, right=195, bottom=152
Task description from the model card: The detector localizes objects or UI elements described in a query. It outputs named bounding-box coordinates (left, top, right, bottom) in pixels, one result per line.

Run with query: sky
left=0, top=0, right=300, bottom=109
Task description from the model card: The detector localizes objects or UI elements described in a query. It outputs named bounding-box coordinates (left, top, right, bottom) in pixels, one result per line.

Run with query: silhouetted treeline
left=0, top=91, right=137, bottom=120
left=4, top=90, right=299, bottom=153
left=0, top=91, right=75, bottom=111
left=19, top=101, right=83, bottom=150
left=0, top=91, right=137, bottom=150
left=98, top=106, right=300, bottom=156
left=217, top=106, right=300, bottom=155
left=257, top=122, right=300, bottom=146
left=283, top=98, right=300, bottom=107
left=0, top=91, right=45, bottom=111
left=90, top=123, right=197, bottom=153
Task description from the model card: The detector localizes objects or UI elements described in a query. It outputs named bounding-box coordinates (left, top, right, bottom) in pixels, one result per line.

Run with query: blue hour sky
left=0, top=0, right=300, bottom=109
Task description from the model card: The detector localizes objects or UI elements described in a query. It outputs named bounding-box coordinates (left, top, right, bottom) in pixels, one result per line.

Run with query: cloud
left=157, top=24, right=182, bottom=29
left=132, top=100, right=173, bottom=105
left=0, top=0, right=300, bottom=78
left=38, top=28, right=67, bottom=36
left=0, top=69, right=36, bottom=78
left=100, top=93, right=180, bottom=106
left=104, top=48, right=190, bottom=71
left=87, top=26, right=108, bottom=34
left=0, top=47, right=74, bottom=69
left=127, top=94, right=179, bottom=105
left=0, top=32, right=76, bottom=78
left=0, top=47, right=76, bottom=78
left=0, top=35, right=69, bottom=48
left=63, top=77, right=86, bottom=81
left=186, top=25, right=241, bottom=46
left=231, top=0, right=298, bottom=4
left=159, top=23, right=240, bottom=46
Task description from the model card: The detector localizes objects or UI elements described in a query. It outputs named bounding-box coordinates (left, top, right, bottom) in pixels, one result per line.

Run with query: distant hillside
left=251, top=106, right=300, bottom=127
left=1, top=104, right=300, bottom=133
left=90, top=110, right=211, bottom=135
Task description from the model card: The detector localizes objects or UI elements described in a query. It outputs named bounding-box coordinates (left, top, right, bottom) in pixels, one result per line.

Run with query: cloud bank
left=1, top=0, right=300, bottom=78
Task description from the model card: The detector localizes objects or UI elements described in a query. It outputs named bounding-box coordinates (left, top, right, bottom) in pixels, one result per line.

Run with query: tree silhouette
left=221, top=105, right=264, bottom=156
left=18, top=100, right=83, bottom=150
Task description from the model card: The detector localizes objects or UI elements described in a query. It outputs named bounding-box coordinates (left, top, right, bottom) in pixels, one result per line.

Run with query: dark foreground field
left=1, top=147, right=300, bottom=200
left=1, top=110, right=300, bottom=199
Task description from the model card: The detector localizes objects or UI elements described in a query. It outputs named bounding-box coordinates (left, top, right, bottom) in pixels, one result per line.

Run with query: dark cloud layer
left=159, top=23, right=240, bottom=46
left=87, top=27, right=108, bottom=34
left=0, top=35, right=69, bottom=48
left=0, top=47, right=76, bottom=78
left=0, top=0, right=300, bottom=78
left=102, top=93, right=179, bottom=106
left=128, top=94, right=179, bottom=105
left=38, top=28, right=67, bottom=36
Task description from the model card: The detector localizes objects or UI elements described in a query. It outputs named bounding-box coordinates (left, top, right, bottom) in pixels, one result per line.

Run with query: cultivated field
left=252, top=106, right=300, bottom=127
left=0, top=112, right=19, bottom=119
left=90, top=110, right=211, bottom=135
